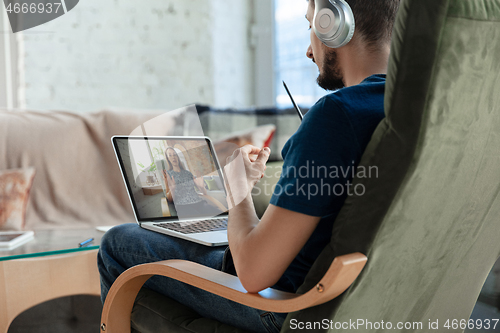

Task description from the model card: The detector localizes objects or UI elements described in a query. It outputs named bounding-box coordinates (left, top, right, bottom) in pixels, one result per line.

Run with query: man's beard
left=317, top=50, right=345, bottom=91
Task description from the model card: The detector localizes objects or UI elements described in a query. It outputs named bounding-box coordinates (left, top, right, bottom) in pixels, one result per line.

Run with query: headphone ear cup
left=315, top=7, right=337, bottom=34
left=313, top=0, right=355, bottom=48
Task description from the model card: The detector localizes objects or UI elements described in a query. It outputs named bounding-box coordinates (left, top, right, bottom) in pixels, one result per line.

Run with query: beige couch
left=0, top=110, right=165, bottom=231
left=0, top=106, right=295, bottom=231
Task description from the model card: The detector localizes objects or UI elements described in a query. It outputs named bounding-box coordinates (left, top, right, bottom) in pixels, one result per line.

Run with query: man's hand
left=223, top=145, right=270, bottom=209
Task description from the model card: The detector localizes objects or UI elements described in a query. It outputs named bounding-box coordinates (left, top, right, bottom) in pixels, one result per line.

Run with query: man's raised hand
left=223, top=145, right=271, bottom=209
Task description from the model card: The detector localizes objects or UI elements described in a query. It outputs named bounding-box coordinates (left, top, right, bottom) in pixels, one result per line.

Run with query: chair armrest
left=100, top=253, right=366, bottom=333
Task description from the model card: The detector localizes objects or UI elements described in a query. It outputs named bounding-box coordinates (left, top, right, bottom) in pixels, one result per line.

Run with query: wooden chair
left=102, top=0, right=500, bottom=331
left=100, top=253, right=367, bottom=332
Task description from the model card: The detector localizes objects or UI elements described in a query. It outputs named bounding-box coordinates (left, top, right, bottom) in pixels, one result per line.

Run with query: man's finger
left=240, top=145, right=261, bottom=157
left=255, top=147, right=271, bottom=164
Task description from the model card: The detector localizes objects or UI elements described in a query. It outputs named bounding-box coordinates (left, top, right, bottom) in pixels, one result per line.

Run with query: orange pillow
left=0, top=168, right=35, bottom=231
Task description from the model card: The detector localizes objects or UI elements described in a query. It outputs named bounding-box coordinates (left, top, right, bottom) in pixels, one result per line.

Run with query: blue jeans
left=98, top=223, right=285, bottom=333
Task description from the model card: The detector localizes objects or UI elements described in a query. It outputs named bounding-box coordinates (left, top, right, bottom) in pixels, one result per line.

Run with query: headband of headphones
left=313, top=0, right=355, bottom=48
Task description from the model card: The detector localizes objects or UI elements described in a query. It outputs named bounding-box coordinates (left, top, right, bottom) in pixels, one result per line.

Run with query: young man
left=98, top=0, right=400, bottom=331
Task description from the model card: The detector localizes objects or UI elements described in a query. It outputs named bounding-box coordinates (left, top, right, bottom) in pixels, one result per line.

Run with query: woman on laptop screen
left=162, top=147, right=224, bottom=219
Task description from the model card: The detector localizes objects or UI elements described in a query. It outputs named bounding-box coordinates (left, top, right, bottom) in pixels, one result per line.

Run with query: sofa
left=0, top=105, right=300, bottom=332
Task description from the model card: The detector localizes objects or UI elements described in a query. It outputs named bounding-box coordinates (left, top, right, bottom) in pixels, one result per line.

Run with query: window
left=274, top=0, right=326, bottom=108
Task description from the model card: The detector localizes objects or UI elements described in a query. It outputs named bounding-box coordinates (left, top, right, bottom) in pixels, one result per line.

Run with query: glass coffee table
left=0, top=227, right=112, bottom=333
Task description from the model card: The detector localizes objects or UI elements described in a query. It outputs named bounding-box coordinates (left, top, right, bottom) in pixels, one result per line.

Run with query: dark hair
left=310, top=0, right=400, bottom=48
left=165, top=147, right=185, bottom=171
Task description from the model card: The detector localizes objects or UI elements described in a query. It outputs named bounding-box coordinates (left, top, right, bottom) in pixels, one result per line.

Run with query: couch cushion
left=0, top=168, right=35, bottom=230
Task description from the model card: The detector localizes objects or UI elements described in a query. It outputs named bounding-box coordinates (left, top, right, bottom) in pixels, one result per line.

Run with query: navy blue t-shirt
left=270, top=74, right=386, bottom=293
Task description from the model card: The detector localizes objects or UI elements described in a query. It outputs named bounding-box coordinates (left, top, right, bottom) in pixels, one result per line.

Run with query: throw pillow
left=204, top=177, right=220, bottom=191
left=0, top=168, right=36, bottom=231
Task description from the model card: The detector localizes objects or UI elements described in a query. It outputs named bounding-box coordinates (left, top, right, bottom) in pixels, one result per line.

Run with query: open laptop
left=112, top=136, right=229, bottom=246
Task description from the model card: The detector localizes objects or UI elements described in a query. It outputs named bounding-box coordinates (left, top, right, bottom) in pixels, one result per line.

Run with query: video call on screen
left=116, top=138, right=228, bottom=221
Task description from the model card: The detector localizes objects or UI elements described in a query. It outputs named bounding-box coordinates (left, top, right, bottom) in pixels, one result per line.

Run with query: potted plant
left=137, top=161, right=159, bottom=186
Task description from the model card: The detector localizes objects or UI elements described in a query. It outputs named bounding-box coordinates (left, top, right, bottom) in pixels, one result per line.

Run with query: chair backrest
left=283, top=0, right=500, bottom=330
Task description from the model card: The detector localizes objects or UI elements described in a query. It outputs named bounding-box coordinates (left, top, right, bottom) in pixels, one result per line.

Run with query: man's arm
left=226, top=146, right=321, bottom=293
left=229, top=200, right=320, bottom=293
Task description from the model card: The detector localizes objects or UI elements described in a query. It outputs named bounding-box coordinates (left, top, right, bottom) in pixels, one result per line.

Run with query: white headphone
left=313, top=0, right=355, bottom=48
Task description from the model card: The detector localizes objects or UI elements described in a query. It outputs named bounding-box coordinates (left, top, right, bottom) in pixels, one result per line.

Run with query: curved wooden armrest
left=100, top=253, right=366, bottom=333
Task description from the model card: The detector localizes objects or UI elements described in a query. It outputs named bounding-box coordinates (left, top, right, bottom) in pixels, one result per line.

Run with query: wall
left=212, top=0, right=253, bottom=108
left=0, top=9, right=20, bottom=109
left=15, top=0, right=256, bottom=113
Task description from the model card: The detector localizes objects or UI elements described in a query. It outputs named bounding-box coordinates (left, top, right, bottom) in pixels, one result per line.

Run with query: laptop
left=112, top=136, right=229, bottom=246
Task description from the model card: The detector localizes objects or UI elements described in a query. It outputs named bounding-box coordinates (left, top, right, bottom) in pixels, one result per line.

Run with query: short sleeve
left=269, top=96, right=362, bottom=217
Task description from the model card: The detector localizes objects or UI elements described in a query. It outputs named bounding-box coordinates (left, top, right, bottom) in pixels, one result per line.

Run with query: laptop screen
left=113, top=137, right=228, bottom=222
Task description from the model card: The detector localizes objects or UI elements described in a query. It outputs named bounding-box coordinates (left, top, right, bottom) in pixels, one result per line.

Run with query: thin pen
left=283, top=81, right=304, bottom=121
left=78, top=237, right=94, bottom=247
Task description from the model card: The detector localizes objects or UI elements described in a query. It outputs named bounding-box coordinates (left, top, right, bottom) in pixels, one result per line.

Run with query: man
left=98, top=0, right=400, bottom=331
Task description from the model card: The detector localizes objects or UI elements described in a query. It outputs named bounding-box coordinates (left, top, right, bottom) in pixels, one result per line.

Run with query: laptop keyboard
left=153, top=218, right=228, bottom=234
